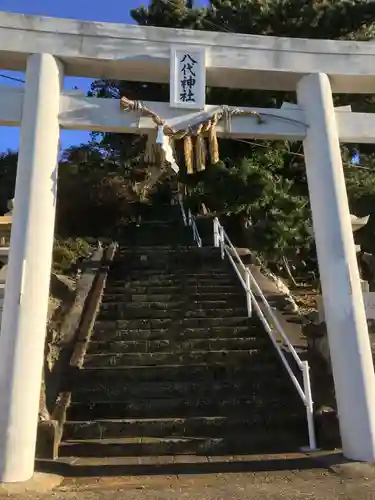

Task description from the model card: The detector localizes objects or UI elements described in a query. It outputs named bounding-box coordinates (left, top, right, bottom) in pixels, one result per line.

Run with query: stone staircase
left=60, top=211, right=307, bottom=461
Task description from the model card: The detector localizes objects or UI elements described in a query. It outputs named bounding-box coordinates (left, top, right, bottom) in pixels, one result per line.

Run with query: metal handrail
left=213, top=216, right=317, bottom=451
left=178, top=195, right=188, bottom=227
left=178, top=195, right=202, bottom=247
left=188, top=209, right=202, bottom=248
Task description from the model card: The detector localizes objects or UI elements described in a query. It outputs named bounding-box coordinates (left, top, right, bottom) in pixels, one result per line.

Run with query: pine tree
left=205, top=0, right=375, bottom=40
left=132, top=0, right=199, bottom=28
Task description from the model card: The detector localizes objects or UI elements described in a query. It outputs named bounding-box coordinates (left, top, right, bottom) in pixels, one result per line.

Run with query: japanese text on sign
left=170, top=46, right=206, bottom=109
left=179, top=53, right=198, bottom=103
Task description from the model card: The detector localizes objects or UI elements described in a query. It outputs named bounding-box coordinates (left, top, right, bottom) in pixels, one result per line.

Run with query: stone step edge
left=64, top=415, right=302, bottom=425
left=84, top=348, right=270, bottom=356
left=74, top=361, right=277, bottom=371
left=88, top=337, right=267, bottom=344
left=95, top=316, right=252, bottom=323
left=59, top=432, right=306, bottom=451
left=94, top=320, right=258, bottom=332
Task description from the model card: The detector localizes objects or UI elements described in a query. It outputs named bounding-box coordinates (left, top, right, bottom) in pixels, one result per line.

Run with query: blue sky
left=0, top=0, right=207, bottom=153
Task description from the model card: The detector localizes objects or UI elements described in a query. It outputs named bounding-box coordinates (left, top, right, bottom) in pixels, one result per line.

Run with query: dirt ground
left=292, top=287, right=318, bottom=316
left=2, top=468, right=375, bottom=500
left=2, top=453, right=375, bottom=500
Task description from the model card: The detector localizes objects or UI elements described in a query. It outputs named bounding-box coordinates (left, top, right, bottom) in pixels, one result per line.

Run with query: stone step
left=101, top=299, right=245, bottom=311
left=122, top=232, right=190, bottom=240
left=67, top=393, right=300, bottom=420
left=97, top=307, right=247, bottom=321
left=59, top=430, right=306, bottom=457
left=93, top=316, right=253, bottom=330
left=112, top=250, right=224, bottom=259
left=120, top=231, right=193, bottom=238
left=69, top=380, right=292, bottom=404
left=123, top=220, right=186, bottom=227
left=116, top=246, right=190, bottom=252
left=107, top=272, right=236, bottom=282
left=108, top=268, right=230, bottom=277
left=82, top=349, right=278, bottom=368
left=118, top=239, right=194, bottom=247
left=100, top=300, right=245, bottom=311
left=106, top=279, right=238, bottom=289
left=105, top=285, right=242, bottom=295
left=112, top=251, right=223, bottom=259
left=111, top=256, right=225, bottom=267
left=72, top=362, right=281, bottom=384
left=115, top=236, right=196, bottom=246
left=102, top=292, right=246, bottom=304
left=113, top=248, right=222, bottom=256
left=121, top=220, right=186, bottom=227
left=92, top=324, right=261, bottom=341
left=123, top=221, right=185, bottom=229
left=109, top=272, right=234, bottom=280
left=116, top=247, right=218, bottom=255
left=113, top=249, right=223, bottom=257
left=63, top=414, right=304, bottom=441
left=119, top=226, right=189, bottom=232
left=51, top=453, right=294, bottom=468
left=86, top=337, right=268, bottom=354
left=119, top=224, right=191, bottom=232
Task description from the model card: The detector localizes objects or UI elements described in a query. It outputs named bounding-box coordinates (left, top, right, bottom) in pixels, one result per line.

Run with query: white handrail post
left=219, top=225, right=225, bottom=260
left=245, top=268, right=252, bottom=317
left=197, top=233, right=202, bottom=248
left=179, top=196, right=187, bottom=226
left=188, top=209, right=192, bottom=227
left=213, top=217, right=220, bottom=248
left=302, top=360, right=317, bottom=451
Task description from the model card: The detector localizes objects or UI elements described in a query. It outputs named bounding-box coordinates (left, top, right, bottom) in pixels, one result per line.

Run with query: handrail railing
left=178, top=195, right=188, bottom=227
left=213, top=216, right=317, bottom=451
left=178, top=196, right=202, bottom=247
left=188, top=209, right=202, bottom=248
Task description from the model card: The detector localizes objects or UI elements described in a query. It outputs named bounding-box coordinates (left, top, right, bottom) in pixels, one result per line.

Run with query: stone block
left=35, top=420, right=59, bottom=460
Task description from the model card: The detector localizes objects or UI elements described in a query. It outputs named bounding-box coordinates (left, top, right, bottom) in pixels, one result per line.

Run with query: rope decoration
left=120, top=96, right=264, bottom=174
left=130, top=164, right=169, bottom=203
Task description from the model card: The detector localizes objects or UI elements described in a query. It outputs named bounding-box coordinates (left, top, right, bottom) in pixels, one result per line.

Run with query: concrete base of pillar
left=328, top=461, right=375, bottom=480
left=0, top=472, right=63, bottom=492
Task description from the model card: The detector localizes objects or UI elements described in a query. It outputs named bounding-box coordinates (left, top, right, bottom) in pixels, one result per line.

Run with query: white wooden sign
left=170, top=46, right=206, bottom=110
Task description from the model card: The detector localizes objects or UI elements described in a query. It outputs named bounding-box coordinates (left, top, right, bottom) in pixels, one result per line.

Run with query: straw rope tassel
left=120, top=95, right=265, bottom=171
left=208, top=114, right=220, bottom=164
left=195, top=124, right=206, bottom=172
left=144, top=129, right=158, bottom=165
left=184, top=135, right=194, bottom=174
left=157, top=144, right=166, bottom=168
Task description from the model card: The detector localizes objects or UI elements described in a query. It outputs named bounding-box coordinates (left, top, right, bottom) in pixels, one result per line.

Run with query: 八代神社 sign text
left=170, top=47, right=206, bottom=109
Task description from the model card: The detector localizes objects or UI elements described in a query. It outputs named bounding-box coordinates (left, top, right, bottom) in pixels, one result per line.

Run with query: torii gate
left=0, top=11, right=375, bottom=483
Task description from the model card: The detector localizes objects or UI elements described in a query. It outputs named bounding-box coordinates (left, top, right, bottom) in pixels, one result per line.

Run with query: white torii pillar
left=297, top=73, right=375, bottom=461
left=0, top=53, right=63, bottom=482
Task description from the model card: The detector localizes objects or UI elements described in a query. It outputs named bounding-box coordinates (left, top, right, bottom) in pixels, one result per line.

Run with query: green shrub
left=52, top=237, right=92, bottom=274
